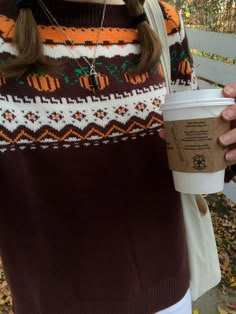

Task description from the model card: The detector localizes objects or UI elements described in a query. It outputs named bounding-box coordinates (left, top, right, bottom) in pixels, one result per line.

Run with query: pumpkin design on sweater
left=157, top=63, right=164, bottom=78
left=79, top=73, right=109, bottom=91
left=124, top=72, right=149, bottom=84
left=178, top=59, right=192, bottom=75
left=27, top=73, right=60, bottom=92
left=0, top=72, right=6, bottom=86
left=160, top=1, right=180, bottom=35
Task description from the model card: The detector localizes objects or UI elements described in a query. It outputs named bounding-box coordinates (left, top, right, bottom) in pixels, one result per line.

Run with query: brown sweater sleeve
left=225, top=164, right=236, bottom=182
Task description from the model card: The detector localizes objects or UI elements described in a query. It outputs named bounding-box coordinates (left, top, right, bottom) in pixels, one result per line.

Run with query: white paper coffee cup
left=160, top=89, right=235, bottom=194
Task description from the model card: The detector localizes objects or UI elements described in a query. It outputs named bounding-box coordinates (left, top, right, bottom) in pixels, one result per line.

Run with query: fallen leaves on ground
left=0, top=193, right=235, bottom=313
left=0, top=258, right=12, bottom=313
left=218, top=303, right=236, bottom=314
left=205, top=193, right=236, bottom=296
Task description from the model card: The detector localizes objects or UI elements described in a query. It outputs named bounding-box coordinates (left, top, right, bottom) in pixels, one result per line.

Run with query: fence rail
left=186, top=29, right=236, bottom=89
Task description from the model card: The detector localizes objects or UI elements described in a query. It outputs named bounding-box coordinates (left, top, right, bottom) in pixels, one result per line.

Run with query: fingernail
left=220, top=134, right=231, bottom=145
left=224, top=86, right=234, bottom=95
left=225, top=152, right=235, bottom=161
left=222, top=109, right=234, bottom=120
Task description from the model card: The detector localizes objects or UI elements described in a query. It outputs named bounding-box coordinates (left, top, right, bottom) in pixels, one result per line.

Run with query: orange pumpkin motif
left=0, top=72, right=6, bottom=86
left=160, top=1, right=180, bottom=35
left=157, top=63, right=164, bottom=78
left=179, top=60, right=191, bottom=75
left=79, top=74, right=109, bottom=91
left=124, top=72, right=149, bottom=84
left=27, top=74, right=60, bottom=92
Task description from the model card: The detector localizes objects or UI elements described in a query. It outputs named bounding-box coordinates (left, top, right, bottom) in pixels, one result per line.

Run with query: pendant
left=89, top=66, right=100, bottom=91
left=79, top=73, right=109, bottom=92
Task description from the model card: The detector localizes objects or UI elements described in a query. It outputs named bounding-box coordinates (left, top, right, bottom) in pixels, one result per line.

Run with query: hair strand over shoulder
left=0, top=8, right=61, bottom=79
left=124, top=0, right=163, bottom=75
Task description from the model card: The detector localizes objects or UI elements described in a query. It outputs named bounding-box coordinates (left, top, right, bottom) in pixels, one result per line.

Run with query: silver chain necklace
left=38, top=0, right=107, bottom=91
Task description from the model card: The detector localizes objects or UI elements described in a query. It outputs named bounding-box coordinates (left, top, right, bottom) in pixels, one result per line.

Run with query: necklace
left=38, top=0, right=107, bottom=92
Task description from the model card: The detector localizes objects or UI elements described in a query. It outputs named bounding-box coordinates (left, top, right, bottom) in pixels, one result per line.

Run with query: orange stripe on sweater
left=0, top=3, right=180, bottom=44
left=39, top=26, right=138, bottom=45
left=0, top=16, right=138, bottom=45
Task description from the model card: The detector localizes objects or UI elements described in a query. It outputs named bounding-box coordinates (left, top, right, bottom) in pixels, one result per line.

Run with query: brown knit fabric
left=0, top=1, right=196, bottom=313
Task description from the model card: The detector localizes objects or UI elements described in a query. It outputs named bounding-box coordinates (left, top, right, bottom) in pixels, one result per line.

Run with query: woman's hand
left=160, top=84, right=236, bottom=163
left=219, top=83, right=236, bottom=163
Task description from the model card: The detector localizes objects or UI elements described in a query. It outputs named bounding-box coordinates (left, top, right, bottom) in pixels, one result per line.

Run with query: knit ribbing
left=3, top=0, right=131, bottom=28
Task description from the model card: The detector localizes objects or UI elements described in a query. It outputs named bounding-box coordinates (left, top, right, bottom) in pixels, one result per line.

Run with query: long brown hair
left=125, top=0, right=162, bottom=74
left=0, top=0, right=162, bottom=78
left=0, top=7, right=61, bottom=78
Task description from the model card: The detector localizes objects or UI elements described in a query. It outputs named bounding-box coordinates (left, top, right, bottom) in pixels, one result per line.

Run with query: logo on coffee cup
left=192, top=154, right=207, bottom=170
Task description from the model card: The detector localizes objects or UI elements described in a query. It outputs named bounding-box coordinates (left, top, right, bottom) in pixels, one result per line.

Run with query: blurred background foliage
left=167, top=0, right=236, bottom=33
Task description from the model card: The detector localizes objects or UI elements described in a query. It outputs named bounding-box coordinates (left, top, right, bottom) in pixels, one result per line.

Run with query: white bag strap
left=144, top=0, right=171, bottom=93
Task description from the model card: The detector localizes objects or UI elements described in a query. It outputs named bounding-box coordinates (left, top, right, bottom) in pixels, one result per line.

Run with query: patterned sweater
left=0, top=1, right=196, bottom=313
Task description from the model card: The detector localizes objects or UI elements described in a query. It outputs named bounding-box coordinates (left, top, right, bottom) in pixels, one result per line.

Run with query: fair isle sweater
left=0, top=1, right=197, bottom=313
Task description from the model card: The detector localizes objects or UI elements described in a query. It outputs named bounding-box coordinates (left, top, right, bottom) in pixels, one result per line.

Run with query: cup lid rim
left=160, top=98, right=235, bottom=111
left=163, top=88, right=235, bottom=107
left=164, top=88, right=225, bottom=101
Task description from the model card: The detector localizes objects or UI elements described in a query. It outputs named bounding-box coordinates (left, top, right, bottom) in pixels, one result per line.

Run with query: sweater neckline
left=35, top=0, right=131, bottom=28
left=0, top=0, right=132, bottom=28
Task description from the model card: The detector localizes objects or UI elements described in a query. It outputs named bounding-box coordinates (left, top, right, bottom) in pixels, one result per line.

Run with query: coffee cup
left=160, top=89, right=235, bottom=194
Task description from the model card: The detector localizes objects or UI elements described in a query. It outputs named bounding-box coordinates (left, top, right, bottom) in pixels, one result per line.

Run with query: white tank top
left=156, top=289, right=192, bottom=314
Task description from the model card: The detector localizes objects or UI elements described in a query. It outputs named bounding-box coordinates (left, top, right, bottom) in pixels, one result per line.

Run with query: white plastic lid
left=160, top=89, right=235, bottom=111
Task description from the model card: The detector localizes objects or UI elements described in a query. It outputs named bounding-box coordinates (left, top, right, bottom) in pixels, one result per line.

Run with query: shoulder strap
left=144, top=0, right=171, bottom=93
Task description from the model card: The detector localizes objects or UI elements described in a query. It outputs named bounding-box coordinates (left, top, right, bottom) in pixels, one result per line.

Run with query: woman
left=0, top=0, right=235, bottom=313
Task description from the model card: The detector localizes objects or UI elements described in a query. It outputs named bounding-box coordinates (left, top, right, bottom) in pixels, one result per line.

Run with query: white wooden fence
left=186, top=29, right=236, bottom=89
left=186, top=28, right=236, bottom=202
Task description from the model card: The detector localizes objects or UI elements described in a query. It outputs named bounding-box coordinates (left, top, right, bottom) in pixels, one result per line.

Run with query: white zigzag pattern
left=0, top=86, right=166, bottom=133
left=0, top=128, right=159, bottom=153
left=0, top=37, right=141, bottom=59
left=0, top=28, right=184, bottom=59
left=44, top=43, right=142, bottom=59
